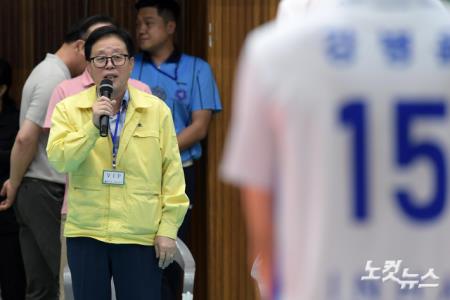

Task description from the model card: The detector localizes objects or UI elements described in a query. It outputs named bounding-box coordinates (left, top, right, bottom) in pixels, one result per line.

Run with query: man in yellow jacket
left=47, top=26, right=188, bottom=300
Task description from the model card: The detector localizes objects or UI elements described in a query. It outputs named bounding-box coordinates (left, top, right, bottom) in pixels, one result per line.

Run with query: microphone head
left=99, top=79, right=113, bottom=96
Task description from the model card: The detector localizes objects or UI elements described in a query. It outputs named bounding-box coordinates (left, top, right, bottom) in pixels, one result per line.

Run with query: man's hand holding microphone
left=92, top=79, right=115, bottom=136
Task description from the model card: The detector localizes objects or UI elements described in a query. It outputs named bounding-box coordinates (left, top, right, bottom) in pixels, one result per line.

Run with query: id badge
left=102, top=170, right=125, bottom=185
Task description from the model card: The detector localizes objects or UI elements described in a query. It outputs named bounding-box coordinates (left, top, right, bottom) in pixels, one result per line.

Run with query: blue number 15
left=340, top=99, right=447, bottom=222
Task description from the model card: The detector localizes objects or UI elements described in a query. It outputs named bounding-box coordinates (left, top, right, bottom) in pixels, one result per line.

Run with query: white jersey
left=276, top=0, right=313, bottom=21
left=222, top=0, right=450, bottom=299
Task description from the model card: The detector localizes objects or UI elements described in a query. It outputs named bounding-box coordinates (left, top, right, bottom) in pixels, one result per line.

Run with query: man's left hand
left=0, top=179, right=18, bottom=211
left=155, top=236, right=177, bottom=269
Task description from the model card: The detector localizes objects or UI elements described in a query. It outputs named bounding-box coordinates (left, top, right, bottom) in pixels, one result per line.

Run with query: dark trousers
left=162, top=165, right=195, bottom=300
left=0, top=233, right=26, bottom=300
left=67, top=237, right=162, bottom=300
left=14, top=178, right=64, bottom=300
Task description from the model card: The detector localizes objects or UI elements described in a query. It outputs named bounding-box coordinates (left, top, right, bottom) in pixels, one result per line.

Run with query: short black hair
left=64, top=15, right=116, bottom=43
left=84, top=26, right=135, bottom=60
left=135, top=0, right=180, bottom=23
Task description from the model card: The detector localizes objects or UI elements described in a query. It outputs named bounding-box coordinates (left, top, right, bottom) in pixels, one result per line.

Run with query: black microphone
left=99, top=79, right=113, bottom=137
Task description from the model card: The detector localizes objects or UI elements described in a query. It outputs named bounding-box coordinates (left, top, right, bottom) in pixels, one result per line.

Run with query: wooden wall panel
left=0, top=0, right=31, bottom=106
left=33, top=1, right=84, bottom=61
left=178, top=0, right=210, bottom=298
left=87, top=0, right=138, bottom=39
left=206, top=1, right=279, bottom=300
left=0, top=0, right=141, bottom=106
left=0, top=0, right=85, bottom=105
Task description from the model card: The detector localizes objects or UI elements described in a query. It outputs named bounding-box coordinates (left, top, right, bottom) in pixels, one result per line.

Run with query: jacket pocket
left=125, top=190, right=162, bottom=235
left=126, top=129, right=162, bottom=176
left=68, top=178, right=105, bottom=229
left=132, top=129, right=159, bottom=138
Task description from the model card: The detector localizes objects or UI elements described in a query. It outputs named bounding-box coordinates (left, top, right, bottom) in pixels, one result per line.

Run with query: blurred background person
left=222, top=0, right=450, bottom=299
left=0, top=58, right=25, bottom=300
left=132, top=0, right=222, bottom=298
left=250, top=0, right=324, bottom=297
left=47, top=26, right=188, bottom=300
left=0, top=16, right=104, bottom=299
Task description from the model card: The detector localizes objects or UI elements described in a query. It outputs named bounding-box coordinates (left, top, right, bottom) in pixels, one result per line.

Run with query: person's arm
left=220, top=36, right=275, bottom=298
left=241, top=186, right=273, bottom=297
left=176, top=109, right=212, bottom=151
left=177, top=59, right=221, bottom=152
left=47, top=95, right=115, bottom=173
left=1, top=73, right=67, bottom=209
left=0, top=120, right=41, bottom=211
left=154, top=104, right=189, bottom=269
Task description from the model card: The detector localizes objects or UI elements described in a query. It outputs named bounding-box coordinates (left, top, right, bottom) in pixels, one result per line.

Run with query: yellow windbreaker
left=47, top=85, right=189, bottom=246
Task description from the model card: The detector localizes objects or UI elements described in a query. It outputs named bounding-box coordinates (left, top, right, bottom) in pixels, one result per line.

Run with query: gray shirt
left=20, top=53, right=70, bottom=183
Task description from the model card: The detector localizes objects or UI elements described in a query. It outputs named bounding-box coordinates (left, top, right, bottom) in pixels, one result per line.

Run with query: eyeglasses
left=90, top=54, right=129, bottom=68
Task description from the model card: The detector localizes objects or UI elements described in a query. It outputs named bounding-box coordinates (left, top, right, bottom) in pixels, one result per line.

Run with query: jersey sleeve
left=191, top=59, right=222, bottom=113
left=221, top=41, right=275, bottom=190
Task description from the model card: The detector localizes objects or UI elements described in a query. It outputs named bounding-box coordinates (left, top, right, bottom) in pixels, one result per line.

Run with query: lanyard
left=110, top=106, right=125, bottom=169
left=139, top=58, right=180, bottom=82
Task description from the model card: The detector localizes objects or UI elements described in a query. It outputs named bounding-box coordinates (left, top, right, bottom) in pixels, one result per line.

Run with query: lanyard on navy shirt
left=139, top=57, right=180, bottom=82
left=110, top=102, right=126, bottom=169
